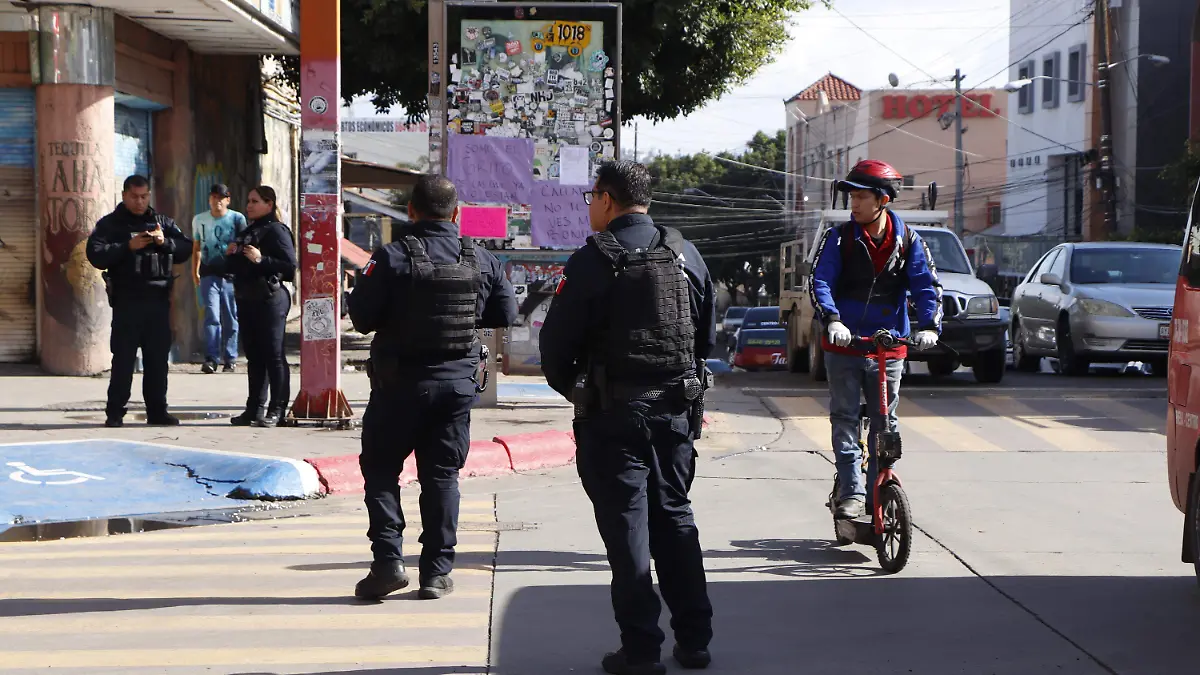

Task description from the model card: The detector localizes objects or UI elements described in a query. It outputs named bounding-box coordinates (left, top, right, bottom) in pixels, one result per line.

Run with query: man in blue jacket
left=809, top=160, right=943, bottom=520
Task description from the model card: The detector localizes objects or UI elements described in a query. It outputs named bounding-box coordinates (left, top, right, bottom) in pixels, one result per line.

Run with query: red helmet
left=835, top=160, right=903, bottom=201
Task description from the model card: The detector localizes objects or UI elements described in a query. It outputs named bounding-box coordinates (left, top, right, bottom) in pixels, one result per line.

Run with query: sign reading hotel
left=881, top=94, right=1000, bottom=120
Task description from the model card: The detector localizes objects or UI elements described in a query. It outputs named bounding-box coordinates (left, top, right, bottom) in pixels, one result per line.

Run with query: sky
left=339, top=0, right=1013, bottom=161
left=627, top=0, right=1012, bottom=158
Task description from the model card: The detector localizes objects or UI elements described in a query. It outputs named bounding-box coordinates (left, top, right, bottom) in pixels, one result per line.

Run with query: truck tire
left=788, top=314, right=810, bottom=373
left=927, top=357, right=959, bottom=378
left=972, top=349, right=1006, bottom=384
left=809, top=323, right=827, bottom=382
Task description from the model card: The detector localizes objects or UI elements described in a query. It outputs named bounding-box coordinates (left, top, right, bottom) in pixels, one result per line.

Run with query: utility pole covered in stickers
left=292, top=0, right=352, bottom=427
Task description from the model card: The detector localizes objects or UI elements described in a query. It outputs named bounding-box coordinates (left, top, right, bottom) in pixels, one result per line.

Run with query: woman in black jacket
left=226, top=185, right=297, bottom=427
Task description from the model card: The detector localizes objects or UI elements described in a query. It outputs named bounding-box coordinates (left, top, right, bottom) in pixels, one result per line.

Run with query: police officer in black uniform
left=87, top=175, right=191, bottom=428
left=540, top=161, right=717, bottom=675
left=348, top=175, right=517, bottom=601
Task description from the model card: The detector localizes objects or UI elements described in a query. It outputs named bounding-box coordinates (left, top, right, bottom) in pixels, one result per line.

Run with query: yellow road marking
left=0, top=541, right=495, bottom=562
left=1068, top=397, right=1168, bottom=436
left=769, top=397, right=831, bottom=448
left=0, top=563, right=491, bottom=579
left=0, top=646, right=488, bottom=669
left=898, top=399, right=1005, bottom=452
left=0, top=586, right=492, bottom=600
left=0, top=612, right=489, bottom=634
left=968, top=396, right=1119, bottom=452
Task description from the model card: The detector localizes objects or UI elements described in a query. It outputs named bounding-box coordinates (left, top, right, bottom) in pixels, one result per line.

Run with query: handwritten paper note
left=447, top=135, right=534, bottom=204
left=531, top=181, right=591, bottom=249
left=459, top=205, right=509, bottom=238
left=558, top=145, right=591, bottom=186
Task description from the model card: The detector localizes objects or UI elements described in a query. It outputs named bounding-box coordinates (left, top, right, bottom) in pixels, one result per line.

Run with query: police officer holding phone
left=87, top=175, right=191, bottom=428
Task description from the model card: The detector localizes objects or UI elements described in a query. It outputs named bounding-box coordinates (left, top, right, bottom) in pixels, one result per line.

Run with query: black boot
left=231, top=403, right=264, bottom=427
left=417, top=575, right=455, bottom=600
left=255, top=402, right=287, bottom=428
left=146, top=412, right=180, bottom=426
left=354, top=560, right=410, bottom=600
left=600, top=649, right=666, bottom=675
left=672, top=644, right=712, bottom=670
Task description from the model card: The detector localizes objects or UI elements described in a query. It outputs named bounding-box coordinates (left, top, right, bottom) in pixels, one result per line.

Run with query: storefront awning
left=50, top=0, right=299, bottom=55
left=342, top=157, right=425, bottom=190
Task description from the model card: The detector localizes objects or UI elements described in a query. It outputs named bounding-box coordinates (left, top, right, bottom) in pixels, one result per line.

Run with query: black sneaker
left=255, top=407, right=284, bottom=428
left=146, top=413, right=180, bottom=427
left=600, top=649, right=666, bottom=675
left=417, top=575, right=455, bottom=600
left=673, top=644, right=712, bottom=670
left=835, top=496, right=865, bottom=520
left=201, top=361, right=217, bottom=374
left=354, top=561, right=410, bottom=600
left=222, top=363, right=235, bottom=373
left=104, top=417, right=123, bottom=428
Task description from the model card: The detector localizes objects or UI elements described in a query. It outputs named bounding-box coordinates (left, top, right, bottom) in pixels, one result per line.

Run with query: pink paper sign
left=459, top=205, right=509, bottom=238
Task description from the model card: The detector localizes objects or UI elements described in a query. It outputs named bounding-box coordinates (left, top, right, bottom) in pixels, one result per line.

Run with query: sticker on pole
left=309, top=96, right=329, bottom=115
left=302, top=297, right=337, bottom=342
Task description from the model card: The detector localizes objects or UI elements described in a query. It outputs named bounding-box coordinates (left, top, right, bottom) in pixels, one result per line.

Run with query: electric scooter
left=826, top=329, right=914, bottom=574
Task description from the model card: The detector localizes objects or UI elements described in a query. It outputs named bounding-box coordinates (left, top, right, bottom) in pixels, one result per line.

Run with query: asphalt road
left=2, top=367, right=1194, bottom=675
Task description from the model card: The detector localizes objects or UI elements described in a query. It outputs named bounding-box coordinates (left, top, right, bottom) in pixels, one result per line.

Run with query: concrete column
left=33, top=5, right=116, bottom=375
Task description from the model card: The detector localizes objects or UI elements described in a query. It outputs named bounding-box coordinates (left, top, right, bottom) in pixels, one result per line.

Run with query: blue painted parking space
left=0, top=440, right=322, bottom=534
left=498, top=381, right=561, bottom=400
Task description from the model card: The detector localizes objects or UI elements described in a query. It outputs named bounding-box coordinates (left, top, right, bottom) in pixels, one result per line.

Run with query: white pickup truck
left=778, top=209, right=1008, bottom=383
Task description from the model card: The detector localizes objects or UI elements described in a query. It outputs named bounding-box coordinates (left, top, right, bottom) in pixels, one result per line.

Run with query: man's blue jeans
left=825, top=351, right=904, bottom=506
left=200, top=275, right=238, bottom=365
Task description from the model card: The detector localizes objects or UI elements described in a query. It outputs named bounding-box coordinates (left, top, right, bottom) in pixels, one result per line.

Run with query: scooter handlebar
left=853, top=331, right=915, bottom=351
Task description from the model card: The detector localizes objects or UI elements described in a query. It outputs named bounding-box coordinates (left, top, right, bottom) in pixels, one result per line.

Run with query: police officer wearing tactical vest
left=540, top=161, right=717, bottom=675
left=87, top=175, right=192, bottom=428
left=348, top=175, right=517, bottom=601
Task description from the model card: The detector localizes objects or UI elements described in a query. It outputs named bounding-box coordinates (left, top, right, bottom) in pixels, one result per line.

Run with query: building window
left=988, top=202, right=1002, bottom=228
left=1042, top=52, right=1061, bottom=109
left=1067, top=44, right=1087, bottom=103
left=1017, top=60, right=1035, bottom=114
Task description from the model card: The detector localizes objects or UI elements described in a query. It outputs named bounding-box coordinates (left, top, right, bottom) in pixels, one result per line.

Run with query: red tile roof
left=788, top=73, right=862, bottom=102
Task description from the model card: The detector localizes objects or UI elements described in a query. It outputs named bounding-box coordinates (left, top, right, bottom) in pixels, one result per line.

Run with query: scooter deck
left=834, top=516, right=879, bottom=546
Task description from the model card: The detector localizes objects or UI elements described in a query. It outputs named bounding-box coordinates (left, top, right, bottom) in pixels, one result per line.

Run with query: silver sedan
left=1010, top=242, right=1181, bottom=375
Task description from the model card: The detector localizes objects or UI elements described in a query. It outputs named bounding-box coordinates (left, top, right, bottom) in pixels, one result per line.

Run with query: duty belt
left=610, top=384, right=671, bottom=402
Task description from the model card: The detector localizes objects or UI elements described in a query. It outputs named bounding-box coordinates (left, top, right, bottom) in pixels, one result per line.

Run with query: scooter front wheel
left=876, top=482, right=912, bottom=573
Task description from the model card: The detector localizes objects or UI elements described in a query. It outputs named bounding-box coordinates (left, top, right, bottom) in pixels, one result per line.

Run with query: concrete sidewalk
left=0, top=365, right=755, bottom=463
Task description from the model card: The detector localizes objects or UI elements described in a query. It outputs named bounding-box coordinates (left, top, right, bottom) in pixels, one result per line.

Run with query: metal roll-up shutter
left=0, top=88, right=36, bottom=362
left=114, top=104, right=152, bottom=185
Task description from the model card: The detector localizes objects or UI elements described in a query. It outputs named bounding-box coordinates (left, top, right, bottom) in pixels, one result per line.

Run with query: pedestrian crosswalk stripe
left=0, top=612, right=490, bottom=634
left=1069, top=397, right=1167, bottom=435
left=898, top=399, right=1006, bottom=452
left=0, top=586, right=493, bottom=600
left=0, top=541, right=496, bottom=562
left=0, top=561, right=493, bottom=579
left=0, top=646, right=489, bottom=670
left=0, top=526, right=496, bottom=548
left=967, top=396, right=1120, bottom=452
left=772, top=396, right=831, bottom=448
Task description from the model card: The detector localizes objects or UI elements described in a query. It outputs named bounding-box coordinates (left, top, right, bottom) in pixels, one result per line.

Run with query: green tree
left=325, top=0, right=822, bottom=120
left=646, top=129, right=788, bottom=304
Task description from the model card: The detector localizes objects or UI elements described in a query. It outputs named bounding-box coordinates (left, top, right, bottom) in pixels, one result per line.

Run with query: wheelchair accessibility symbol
left=6, top=461, right=105, bottom=486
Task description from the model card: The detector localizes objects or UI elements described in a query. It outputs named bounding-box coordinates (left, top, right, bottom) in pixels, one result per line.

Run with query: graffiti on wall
left=41, top=139, right=110, bottom=337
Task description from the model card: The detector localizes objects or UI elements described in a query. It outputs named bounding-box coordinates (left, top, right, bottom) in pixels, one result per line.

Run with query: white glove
left=913, top=330, right=938, bottom=350
left=827, top=321, right=852, bottom=348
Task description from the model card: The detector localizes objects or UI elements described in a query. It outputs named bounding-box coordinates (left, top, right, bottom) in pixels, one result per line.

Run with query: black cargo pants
left=106, top=292, right=172, bottom=420
left=359, top=377, right=478, bottom=581
left=574, top=398, right=714, bottom=662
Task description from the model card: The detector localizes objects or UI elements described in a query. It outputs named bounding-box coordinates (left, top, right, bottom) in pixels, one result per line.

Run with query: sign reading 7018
left=531, top=21, right=592, bottom=56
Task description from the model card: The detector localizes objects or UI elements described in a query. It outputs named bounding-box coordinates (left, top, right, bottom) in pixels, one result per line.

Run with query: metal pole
left=1096, top=0, right=1118, bottom=237
left=954, top=68, right=965, bottom=237
left=293, top=0, right=353, bottom=425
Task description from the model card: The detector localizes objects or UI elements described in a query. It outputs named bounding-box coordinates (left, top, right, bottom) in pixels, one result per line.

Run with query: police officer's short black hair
left=410, top=175, right=459, bottom=220
left=595, top=161, right=652, bottom=209
left=123, top=175, right=150, bottom=192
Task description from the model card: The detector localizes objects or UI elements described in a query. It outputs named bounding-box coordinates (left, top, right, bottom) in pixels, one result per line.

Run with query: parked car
left=721, top=306, right=748, bottom=334
left=728, top=306, right=781, bottom=352
left=731, top=327, right=788, bottom=371
left=1010, top=242, right=1182, bottom=375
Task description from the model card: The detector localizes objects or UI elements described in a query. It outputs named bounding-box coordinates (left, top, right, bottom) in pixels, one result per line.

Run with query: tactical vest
left=109, top=215, right=175, bottom=292
left=835, top=221, right=917, bottom=306
left=394, top=235, right=481, bottom=359
left=591, top=226, right=696, bottom=380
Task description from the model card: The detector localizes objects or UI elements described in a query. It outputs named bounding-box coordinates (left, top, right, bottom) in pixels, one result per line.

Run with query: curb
left=307, top=432, right=578, bottom=495
left=494, top=431, right=576, bottom=472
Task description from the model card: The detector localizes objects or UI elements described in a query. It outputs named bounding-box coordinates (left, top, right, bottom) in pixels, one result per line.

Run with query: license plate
left=1159, top=323, right=1170, bottom=339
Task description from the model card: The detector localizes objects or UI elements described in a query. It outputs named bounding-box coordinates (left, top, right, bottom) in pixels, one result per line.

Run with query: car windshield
left=1070, top=248, right=1181, bottom=284
left=917, top=230, right=972, bottom=275
left=742, top=307, right=780, bottom=329
left=724, top=307, right=748, bottom=320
